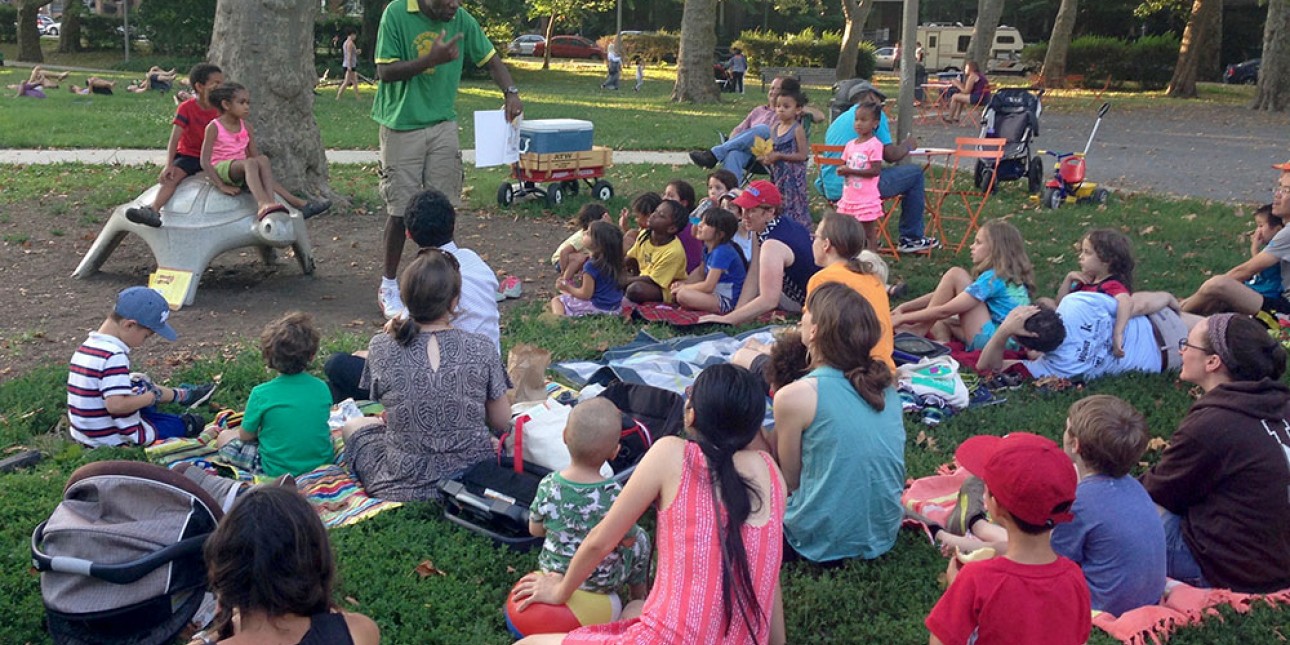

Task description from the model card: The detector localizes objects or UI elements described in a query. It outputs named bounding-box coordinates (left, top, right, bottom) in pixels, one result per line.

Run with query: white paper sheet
left=473, top=110, right=520, bottom=168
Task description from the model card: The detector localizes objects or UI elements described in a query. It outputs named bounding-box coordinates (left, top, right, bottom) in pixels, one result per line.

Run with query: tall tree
left=837, top=0, right=876, bottom=81
left=15, top=0, right=53, bottom=63
left=1167, top=0, right=1221, bottom=98
left=207, top=0, right=331, bottom=198
left=359, top=0, right=384, bottom=69
left=1252, top=0, right=1290, bottom=111
left=966, top=0, right=1005, bottom=68
left=673, top=0, right=719, bottom=102
left=57, top=0, right=85, bottom=54
left=528, top=0, right=613, bottom=70
left=1039, top=0, right=1078, bottom=84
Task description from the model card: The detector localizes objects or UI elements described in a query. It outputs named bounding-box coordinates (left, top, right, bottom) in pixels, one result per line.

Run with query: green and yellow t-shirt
left=370, top=0, right=495, bottom=131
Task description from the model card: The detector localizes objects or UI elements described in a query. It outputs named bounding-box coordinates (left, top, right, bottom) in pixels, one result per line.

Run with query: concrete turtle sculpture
left=73, top=178, right=316, bottom=306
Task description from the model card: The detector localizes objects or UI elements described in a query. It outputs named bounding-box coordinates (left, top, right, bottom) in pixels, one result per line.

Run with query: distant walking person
left=336, top=29, right=361, bottom=100
left=602, top=45, right=622, bottom=90
left=727, top=48, right=748, bottom=94
left=633, top=57, right=645, bottom=92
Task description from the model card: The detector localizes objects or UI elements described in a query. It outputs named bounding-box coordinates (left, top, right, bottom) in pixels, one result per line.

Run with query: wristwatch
left=503, top=85, right=520, bottom=95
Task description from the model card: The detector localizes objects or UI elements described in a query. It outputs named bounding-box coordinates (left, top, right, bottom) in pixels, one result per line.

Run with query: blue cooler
left=519, top=119, right=594, bottom=155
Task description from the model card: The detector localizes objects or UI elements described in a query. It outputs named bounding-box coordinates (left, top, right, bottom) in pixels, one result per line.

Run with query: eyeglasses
left=1178, top=338, right=1213, bottom=354
left=1274, top=186, right=1290, bottom=197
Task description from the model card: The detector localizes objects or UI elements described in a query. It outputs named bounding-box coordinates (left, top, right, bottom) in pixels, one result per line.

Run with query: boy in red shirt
left=126, top=63, right=224, bottom=227
left=926, top=432, right=1092, bottom=645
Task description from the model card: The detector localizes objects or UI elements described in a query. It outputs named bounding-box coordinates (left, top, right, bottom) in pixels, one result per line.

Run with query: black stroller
left=975, top=88, right=1044, bottom=194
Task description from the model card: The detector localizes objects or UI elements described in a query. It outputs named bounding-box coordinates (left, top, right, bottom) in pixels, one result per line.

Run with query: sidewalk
left=0, top=149, right=691, bottom=166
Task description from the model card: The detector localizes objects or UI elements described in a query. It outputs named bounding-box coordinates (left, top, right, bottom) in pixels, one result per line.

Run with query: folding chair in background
left=810, top=142, right=900, bottom=258
left=928, top=137, right=1006, bottom=253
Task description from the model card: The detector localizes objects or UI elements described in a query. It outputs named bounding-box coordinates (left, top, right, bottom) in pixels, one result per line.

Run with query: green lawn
left=1, top=52, right=1256, bottom=151
left=1, top=157, right=1285, bottom=642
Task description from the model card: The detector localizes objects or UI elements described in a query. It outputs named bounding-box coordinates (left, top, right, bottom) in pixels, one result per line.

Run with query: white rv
left=916, top=24, right=1026, bottom=73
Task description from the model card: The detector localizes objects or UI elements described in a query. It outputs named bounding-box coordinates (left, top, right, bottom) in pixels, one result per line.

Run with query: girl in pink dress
left=511, top=364, right=787, bottom=645
left=835, top=103, right=885, bottom=249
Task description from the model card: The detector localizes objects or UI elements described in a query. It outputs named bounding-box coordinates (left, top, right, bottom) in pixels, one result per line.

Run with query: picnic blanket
left=900, top=466, right=1290, bottom=644
left=552, top=326, right=780, bottom=393
left=144, top=401, right=402, bottom=529
left=621, top=301, right=793, bottom=327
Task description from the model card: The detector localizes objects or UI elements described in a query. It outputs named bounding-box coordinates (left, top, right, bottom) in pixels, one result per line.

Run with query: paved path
left=0, top=149, right=690, bottom=166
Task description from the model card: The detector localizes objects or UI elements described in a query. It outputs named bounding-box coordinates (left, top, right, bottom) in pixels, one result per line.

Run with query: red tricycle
left=496, top=146, right=615, bottom=208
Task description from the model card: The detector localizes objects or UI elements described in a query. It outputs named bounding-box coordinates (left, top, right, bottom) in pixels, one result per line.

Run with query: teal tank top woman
left=783, top=366, right=907, bottom=562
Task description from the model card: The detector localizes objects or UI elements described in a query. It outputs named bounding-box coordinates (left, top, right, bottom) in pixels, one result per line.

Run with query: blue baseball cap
left=115, top=287, right=177, bottom=341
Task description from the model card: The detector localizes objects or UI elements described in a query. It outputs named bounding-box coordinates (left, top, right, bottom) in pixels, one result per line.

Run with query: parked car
left=507, top=34, right=544, bottom=56
left=44, top=21, right=61, bottom=36
left=1224, top=58, right=1260, bottom=85
left=874, top=46, right=895, bottom=70
left=532, top=35, right=604, bottom=60
left=36, top=14, right=54, bottom=34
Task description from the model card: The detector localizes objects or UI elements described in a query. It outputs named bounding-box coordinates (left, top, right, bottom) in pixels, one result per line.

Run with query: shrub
left=1066, top=35, right=1128, bottom=80
left=136, top=0, right=215, bottom=56
left=1021, top=41, right=1046, bottom=69
left=1127, top=33, right=1180, bottom=90
left=595, top=31, right=680, bottom=64
left=315, top=14, right=364, bottom=59
left=733, top=28, right=852, bottom=72
left=0, top=5, right=17, bottom=43
left=851, top=41, right=877, bottom=80
left=81, top=14, right=125, bottom=51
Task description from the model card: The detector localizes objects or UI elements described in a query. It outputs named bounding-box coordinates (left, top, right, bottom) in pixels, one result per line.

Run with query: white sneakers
left=378, top=281, right=407, bottom=319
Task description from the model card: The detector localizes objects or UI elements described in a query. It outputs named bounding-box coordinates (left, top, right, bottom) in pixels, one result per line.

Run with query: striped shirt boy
left=67, top=332, right=153, bottom=446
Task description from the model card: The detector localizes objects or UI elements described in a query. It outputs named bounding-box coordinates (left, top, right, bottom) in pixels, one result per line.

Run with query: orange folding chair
left=958, top=92, right=991, bottom=127
left=810, top=142, right=900, bottom=258
left=928, top=137, right=1006, bottom=253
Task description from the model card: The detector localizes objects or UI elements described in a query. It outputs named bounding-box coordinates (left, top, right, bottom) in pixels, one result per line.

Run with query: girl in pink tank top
left=511, top=364, right=788, bottom=645
left=200, top=82, right=330, bottom=220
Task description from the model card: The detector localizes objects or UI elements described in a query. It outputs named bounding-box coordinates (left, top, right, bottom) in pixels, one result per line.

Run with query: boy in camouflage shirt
left=528, top=398, right=650, bottom=599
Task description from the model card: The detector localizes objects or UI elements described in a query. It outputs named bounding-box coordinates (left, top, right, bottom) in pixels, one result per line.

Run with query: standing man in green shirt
left=371, top=0, right=523, bottom=319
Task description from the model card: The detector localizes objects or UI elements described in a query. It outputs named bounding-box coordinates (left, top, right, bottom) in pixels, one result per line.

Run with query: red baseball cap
left=1274, top=160, right=1290, bottom=171
left=732, top=180, right=782, bottom=209
left=954, top=432, right=1077, bottom=528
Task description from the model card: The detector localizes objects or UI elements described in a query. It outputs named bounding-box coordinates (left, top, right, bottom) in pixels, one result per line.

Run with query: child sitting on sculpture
left=201, top=82, right=331, bottom=221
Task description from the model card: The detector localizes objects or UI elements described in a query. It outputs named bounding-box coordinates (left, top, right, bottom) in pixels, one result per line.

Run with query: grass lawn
left=1, top=155, right=1285, bottom=642
left=0, top=52, right=1257, bottom=151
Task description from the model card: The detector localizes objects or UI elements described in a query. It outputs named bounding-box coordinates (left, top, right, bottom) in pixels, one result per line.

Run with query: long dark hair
left=688, top=364, right=768, bottom=637
left=703, top=208, right=747, bottom=267
left=1083, top=228, right=1135, bottom=291
left=204, top=487, right=335, bottom=638
left=806, top=283, right=892, bottom=409
left=393, top=249, right=461, bottom=346
left=587, top=220, right=625, bottom=288
left=1218, top=315, right=1288, bottom=381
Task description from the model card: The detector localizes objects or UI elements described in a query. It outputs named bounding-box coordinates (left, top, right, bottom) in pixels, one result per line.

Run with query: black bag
left=597, top=382, right=684, bottom=475
left=892, top=332, right=952, bottom=366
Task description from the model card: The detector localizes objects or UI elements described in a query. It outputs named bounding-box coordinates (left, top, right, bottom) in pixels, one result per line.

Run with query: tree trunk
left=966, top=0, right=1004, bottom=68
left=207, top=0, right=331, bottom=198
left=673, top=0, right=719, bottom=102
left=838, top=0, right=876, bottom=81
left=58, top=2, right=84, bottom=54
left=1167, top=0, right=1220, bottom=98
left=542, top=12, right=557, bottom=70
left=359, top=0, right=383, bottom=71
left=16, top=0, right=53, bottom=63
left=1196, top=1, right=1221, bottom=82
left=1039, top=0, right=1078, bottom=83
left=1252, top=0, right=1290, bottom=111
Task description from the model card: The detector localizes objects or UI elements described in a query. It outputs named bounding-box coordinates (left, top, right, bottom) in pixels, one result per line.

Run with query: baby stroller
left=31, top=461, right=224, bottom=645
left=976, top=88, right=1044, bottom=194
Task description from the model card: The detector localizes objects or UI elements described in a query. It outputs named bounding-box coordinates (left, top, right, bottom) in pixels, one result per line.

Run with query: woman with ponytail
left=772, top=282, right=906, bottom=563
left=341, top=249, right=511, bottom=502
left=807, top=212, right=895, bottom=369
left=512, top=364, right=787, bottom=645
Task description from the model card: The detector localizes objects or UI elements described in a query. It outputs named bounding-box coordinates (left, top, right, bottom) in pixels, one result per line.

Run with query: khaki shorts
left=378, top=121, right=463, bottom=218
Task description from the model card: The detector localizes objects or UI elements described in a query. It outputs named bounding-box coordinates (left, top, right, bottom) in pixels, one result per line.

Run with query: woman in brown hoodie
left=1141, top=313, right=1290, bottom=593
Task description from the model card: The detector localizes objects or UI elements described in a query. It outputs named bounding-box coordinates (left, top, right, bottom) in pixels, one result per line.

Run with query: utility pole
left=614, top=0, right=622, bottom=58
left=122, top=0, right=130, bottom=62
left=896, top=0, right=919, bottom=141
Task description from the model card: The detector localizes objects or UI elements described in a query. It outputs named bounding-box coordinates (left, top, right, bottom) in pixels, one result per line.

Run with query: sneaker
left=688, top=149, right=718, bottom=169
left=499, top=275, right=523, bottom=299
left=946, top=476, right=987, bottom=536
left=379, top=282, right=407, bottom=319
left=177, top=382, right=218, bottom=409
left=125, top=206, right=162, bottom=228
left=179, top=412, right=207, bottom=438
left=985, top=372, right=1024, bottom=391
left=897, top=236, right=941, bottom=254
left=886, top=281, right=909, bottom=299
left=299, top=199, right=332, bottom=220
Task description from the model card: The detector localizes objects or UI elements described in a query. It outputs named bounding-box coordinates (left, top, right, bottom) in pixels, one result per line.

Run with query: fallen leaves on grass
left=415, top=560, right=448, bottom=578
left=914, top=430, right=938, bottom=452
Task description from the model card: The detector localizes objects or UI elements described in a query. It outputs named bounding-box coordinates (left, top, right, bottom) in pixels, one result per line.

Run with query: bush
left=315, top=14, right=364, bottom=59
left=81, top=14, right=125, bottom=51
left=1127, top=33, right=1180, bottom=90
left=851, top=41, right=877, bottom=80
left=1021, top=41, right=1046, bottom=69
left=136, top=0, right=215, bottom=56
left=1066, top=35, right=1128, bottom=79
left=595, top=31, right=680, bottom=64
left=733, top=28, right=849, bottom=72
left=0, top=5, right=17, bottom=43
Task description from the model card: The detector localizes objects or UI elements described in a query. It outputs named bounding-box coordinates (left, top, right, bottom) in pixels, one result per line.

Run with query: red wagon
left=497, top=146, right=615, bottom=207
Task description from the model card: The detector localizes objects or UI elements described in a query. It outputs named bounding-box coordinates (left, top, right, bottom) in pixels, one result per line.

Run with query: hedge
left=0, top=5, right=17, bottom=43
left=1020, top=34, right=1181, bottom=90
left=733, top=29, right=876, bottom=79
left=135, top=0, right=215, bottom=56
left=594, top=32, right=680, bottom=64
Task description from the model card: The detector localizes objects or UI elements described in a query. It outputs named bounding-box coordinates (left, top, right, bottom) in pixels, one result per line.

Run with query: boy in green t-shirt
left=624, top=199, right=689, bottom=304
left=217, top=312, right=334, bottom=477
left=528, top=398, right=650, bottom=599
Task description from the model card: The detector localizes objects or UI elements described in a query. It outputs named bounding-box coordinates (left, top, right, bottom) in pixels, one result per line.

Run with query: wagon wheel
left=545, top=183, right=565, bottom=207
left=497, top=183, right=514, bottom=207
left=591, top=180, right=614, bottom=201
